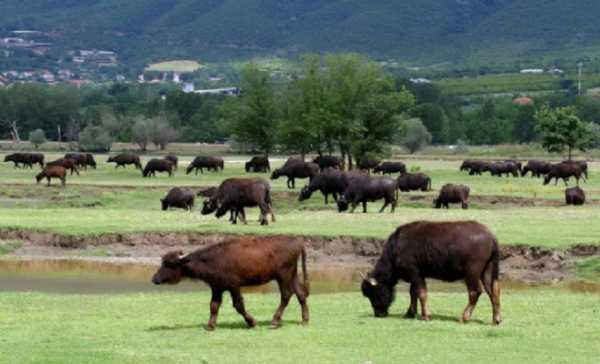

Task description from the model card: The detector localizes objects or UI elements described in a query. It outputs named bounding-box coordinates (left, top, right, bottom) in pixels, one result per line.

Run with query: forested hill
left=2, top=0, right=600, bottom=65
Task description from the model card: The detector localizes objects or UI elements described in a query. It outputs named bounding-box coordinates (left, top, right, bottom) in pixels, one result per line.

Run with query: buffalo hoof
left=246, top=318, right=257, bottom=328
left=205, top=324, right=216, bottom=331
left=270, top=321, right=282, bottom=329
left=420, top=314, right=432, bottom=321
left=404, top=311, right=416, bottom=319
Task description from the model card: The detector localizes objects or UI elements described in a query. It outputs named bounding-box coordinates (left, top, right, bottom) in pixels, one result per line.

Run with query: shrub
left=78, top=125, right=112, bottom=152
left=28, top=129, right=47, bottom=149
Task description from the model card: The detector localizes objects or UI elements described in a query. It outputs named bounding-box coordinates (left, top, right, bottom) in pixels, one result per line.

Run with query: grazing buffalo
left=434, top=184, right=470, bottom=209
left=164, top=154, right=178, bottom=170
left=36, top=165, right=67, bottom=186
left=459, top=159, right=478, bottom=172
left=107, top=153, right=142, bottom=170
left=488, top=161, right=519, bottom=177
left=186, top=156, right=224, bottom=175
left=161, top=187, right=195, bottom=211
left=396, top=173, right=431, bottom=192
left=565, top=186, right=586, bottom=206
left=312, top=155, right=341, bottom=171
left=358, top=157, right=381, bottom=173
left=521, top=160, right=552, bottom=177
left=143, top=159, right=174, bottom=177
left=201, top=178, right=275, bottom=225
left=468, top=160, right=491, bottom=176
left=271, top=159, right=319, bottom=189
left=337, top=176, right=397, bottom=213
left=47, top=158, right=80, bottom=175
left=152, top=236, right=309, bottom=330
left=504, top=159, right=522, bottom=173
left=543, top=162, right=585, bottom=186
left=361, top=221, right=501, bottom=325
left=65, top=153, right=96, bottom=169
left=562, top=160, right=588, bottom=179
left=298, top=169, right=357, bottom=204
left=245, top=156, right=270, bottom=173
left=373, top=162, right=407, bottom=175
left=196, top=187, right=218, bottom=198
left=4, top=153, right=44, bottom=168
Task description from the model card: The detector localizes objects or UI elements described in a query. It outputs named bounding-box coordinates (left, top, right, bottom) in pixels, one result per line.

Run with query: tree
left=410, top=103, right=449, bottom=144
left=220, top=63, right=280, bottom=156
left=150, top=117, right=179, bottom=150
left=400, top=118, right=432, bottom=154
left=132, top=117, right=152, bottom=151
left=28, top=129, right=47, bottom=148
left=535, top=106, right=592, bottom=160
left=78, top=125, right=112, bottom=152
left=512, top=104, right=537, bottom=143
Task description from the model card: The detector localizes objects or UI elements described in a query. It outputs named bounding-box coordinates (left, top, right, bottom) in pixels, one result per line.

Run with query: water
left=1, top=259, right=599, bottom=295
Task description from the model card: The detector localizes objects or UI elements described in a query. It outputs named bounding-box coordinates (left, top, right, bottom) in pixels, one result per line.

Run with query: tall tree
left=535, top=106, right=592, bottom=160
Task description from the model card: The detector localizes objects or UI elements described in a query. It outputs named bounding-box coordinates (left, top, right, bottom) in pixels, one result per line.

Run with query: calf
left=164, top=154, right=178, bottom=170
left=245, top=156, right=270, bottom=173
left=373, top=162, right=406, bottom=175
left=201, top=178, right=275, bottom=225
left=36, top=165, right=67, bottom=186
left=543, top=162, right=585, bottom=186
left=312, top=155, right=341, bottom=171
left=337, top=176, right=397, bottom=213
left=271, top=159, right=319, bottom=189
left=107, top=153, right=142, bottom=169
left=361, top=221, right=501, bottom=324
left=143, top=159, right=174, bottom=177
left=433, top=184, right=470, bottom=209
left=396, top=173, right=431, bottom=192
left=565, top=186, right=585, bottom=206
left=152, top=236, right=309, bottom=330
left=47, top=158, right=80, bottom=175
left=161, top=187, right=195, bottom=211
left=186, top=156, right=224, bottom=175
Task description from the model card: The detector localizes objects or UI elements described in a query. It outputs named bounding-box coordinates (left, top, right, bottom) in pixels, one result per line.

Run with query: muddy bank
left=2, top=229, right=600, bottom=284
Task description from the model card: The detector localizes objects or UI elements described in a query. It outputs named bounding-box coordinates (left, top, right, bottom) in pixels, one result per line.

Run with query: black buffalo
left=565, top=186, right=585, bottom=206
left=245, top=156, right=270, bottom=173
left=143, top=159, right=174, bottom=177
left=312, top=155, right=341, bottom=171
left=65, top=153, right=96, bottom=169
left=521, top=160, right=552, bottom=177
left=488, top=161, right=519, bottom=177
left=298, top=169, right=361, bottom=204
left=107, top=153, right=142, bottom=170
left=270, top=159, right=319, bottom=189
left=396, top=173, right=431, bottom=192
left=562, top=160, right=588, bottom=179
left=373, top=162, right=406, bottom=175
left=152, top=236, right=309, bottom=330
left=433, top=184, right=470, bottom=209
left=543, top=162, right=585, bottom=186
left=164, top=154, right=178, bottom=170
left=4, top=153, right=44, bottom=168
left=358, top=157, right=381, bottom=173
left=186, top=156, right=224, bottom=175
left=161, top=187, right=195, bottom=211
left=361, top=221, right=501, bottom=325
left=337, top=176, right=397, bottom=213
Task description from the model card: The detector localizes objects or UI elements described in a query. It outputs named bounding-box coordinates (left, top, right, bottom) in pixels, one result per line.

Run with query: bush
left=28, top=129, right=46, bottom=148
left=78, top=125, right=112, bottom=152
left=400, top=118, right=432, bottom=154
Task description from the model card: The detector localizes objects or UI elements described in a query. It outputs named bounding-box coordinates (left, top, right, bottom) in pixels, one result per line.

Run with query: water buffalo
left=161, top=187, right=195, bottom=211
left=433, top=184, right=470, bottom=209
left=164, top=154, right=178, bottom=170
left=271, top=159, right=319, bottom=189
left=562, top=160, right=588, bottom=179
left=298, top=169, right=357, bottom=204
left=358, top=157, right=381, bottom=173
left=65, top=153, right=96, bottom=169
left=107, top=153, right=142, bottom=170
left=186, top=156, right=224, bottom=175
left=488, top=161, right=519, bottom=177
left=521, top=160, right=552, bottom=177
left=396, top=173, right=431, bottom=192
left=201, top=178, right=275, bottom=225
left=361, top=221, right=501, bottom=325
left=468, top=160, right=491, bottom=176
left=47, top=158, right=80, bottom=175
left=337, top=175, right=397, bottom=213
left=543, top=162, right=585, bottom=186
left=152, top=236, right=309, bottom=330
left=373, top=162, right=406, bottom=175
left=4, top=153, right=44, bottom=168
left=245, top=156, right=270, bottom=173
left=565, top=186, right=585, bottom=206
left=459, top=159, right=478, bottom=172
left=36, top=165, right=67, bottom=186
left=312, top=155, right=341, bottom=171
left=143, top=159, right=174, bottom=177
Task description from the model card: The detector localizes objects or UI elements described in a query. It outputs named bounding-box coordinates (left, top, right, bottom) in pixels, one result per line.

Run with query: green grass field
left=0, top=290, right=599, bottom=364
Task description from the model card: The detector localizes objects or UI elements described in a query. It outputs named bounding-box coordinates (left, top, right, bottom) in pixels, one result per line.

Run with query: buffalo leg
left=207, top=288, right=223, bottom=331
left=416, top=280, right=431, bottom=321
left=482, top=264, right=502, bottom=325
left=293, top=276, right=309, bottom=325
left=259, top=204, right=269, bottom=225
left=379, top=200, right=389, bottom=213
left=46, top=177, right=51, bottom=186
left=271, top=279, right=294, bottom=328
left=61, top=177, right=66, bottom=187
left=362, top=201, right=367, bottom=213
left=461, top=276, right=482, bottom=323
left=230, top=288, right=256, bottom=328
left=324, top=193, right=328, bottom=205
left=405, top=283, right=418, bottom=318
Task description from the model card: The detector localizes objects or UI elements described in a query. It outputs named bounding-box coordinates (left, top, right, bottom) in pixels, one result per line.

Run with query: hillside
left=1, top=0, right=600, bottom=66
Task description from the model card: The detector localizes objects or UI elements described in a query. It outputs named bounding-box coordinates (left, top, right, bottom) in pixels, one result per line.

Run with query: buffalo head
left=543, top=174, right=551, bottom=185
left=152, top=251, right=189, bottom=285
left=298, top=186, right=312, bottom=202
left=160, top=198, right=168, bottom=211
left=201, top=198, right=218, bottom=215
left=336, top=196, right=349, bottom=212
left=35, top=172, right=44, bottom=184
left=270, top=169, right=281, bottom=180
left=361, top=274, right=394, bottom=318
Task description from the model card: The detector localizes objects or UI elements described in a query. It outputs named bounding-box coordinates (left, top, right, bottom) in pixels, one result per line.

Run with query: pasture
left=1, top=151, right=600, bottom=363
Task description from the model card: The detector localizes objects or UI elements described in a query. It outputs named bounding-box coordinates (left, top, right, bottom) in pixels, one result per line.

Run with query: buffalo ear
left=368, top=278, right=378, bottom=287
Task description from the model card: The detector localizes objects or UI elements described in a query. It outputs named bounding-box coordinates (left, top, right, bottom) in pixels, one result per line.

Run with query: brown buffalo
left=433, top=184, right=470, bottom=209
left=65, top=153, right=96, bottom=169
left=36, top=165, right=67, bottom=186
left=543, top=162, right=585, bottom=186
left=152, top=236, right=309, bottom=330
left=361, top=221, right=501, bottom=325
left=565, top=186, right=585, bottom=205
left=562, top=160, right=588, bottom=179
left=47, top=158, right=80, bottom=175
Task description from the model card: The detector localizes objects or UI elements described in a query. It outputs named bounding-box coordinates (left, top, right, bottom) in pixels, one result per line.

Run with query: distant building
left=409, top=78, right=431, bottom=84
left=193, top=87, right=240, bottom=96
left=520, top=69, right=544, bottom=74
left=182, top=82, right=195, bottom=93
left=208, top=76, right=223, bottom=82
left=547, top=68, right=564, bottom=75
left=513, top=96, right=534, bottom=105
left=173, top=73, right=181, bottom=83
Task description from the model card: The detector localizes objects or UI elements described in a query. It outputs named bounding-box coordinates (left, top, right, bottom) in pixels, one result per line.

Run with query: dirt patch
left=1, top=229, right=599, bottom=284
